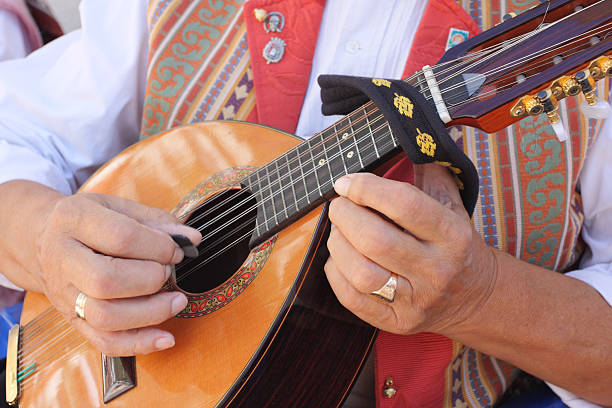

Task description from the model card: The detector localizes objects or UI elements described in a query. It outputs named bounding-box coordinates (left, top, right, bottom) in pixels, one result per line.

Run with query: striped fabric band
left=141, top=0, right=254, bottom=139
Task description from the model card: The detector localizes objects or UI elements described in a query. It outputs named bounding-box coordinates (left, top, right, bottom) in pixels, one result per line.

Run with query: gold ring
left=370, top=273, right=398, bottom=303
left=75, top=292, right=87, bottom=320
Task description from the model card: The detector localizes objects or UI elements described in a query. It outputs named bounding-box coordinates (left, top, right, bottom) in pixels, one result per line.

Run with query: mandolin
left=6, top=1, right=612, bottom=406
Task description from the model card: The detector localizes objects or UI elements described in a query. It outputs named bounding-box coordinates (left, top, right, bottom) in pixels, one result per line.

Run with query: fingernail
left=164, top=265, right=173, bottom=282
left=171, top=293, right=188, bottom=315
left=334, top=176, right=351, bottom=197
left=171, top=247, right=184, bottom=264
left=154, top=335, right=175, bottom=350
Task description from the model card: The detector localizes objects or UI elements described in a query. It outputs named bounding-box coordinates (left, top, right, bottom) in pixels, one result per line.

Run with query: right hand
left=34, top=192, right=201, bottom=356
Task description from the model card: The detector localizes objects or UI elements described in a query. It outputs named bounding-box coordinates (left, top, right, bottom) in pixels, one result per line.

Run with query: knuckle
left=357, top=229, right=389, bottom=258
left=107, top=224, right=139, bottom=253
left=84, top=272, right=111, bottom=299
left=351, top=264, right=381, bottom=292
left=86, top=304, right=114, bottom=331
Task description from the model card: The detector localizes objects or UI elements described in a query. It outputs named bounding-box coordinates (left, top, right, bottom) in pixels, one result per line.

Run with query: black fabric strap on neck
left=318, top=75, right=479, bottom=217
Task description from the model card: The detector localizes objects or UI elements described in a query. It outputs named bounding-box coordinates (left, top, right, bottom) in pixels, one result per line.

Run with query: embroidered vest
left=140, top=1, right=610, bottom=407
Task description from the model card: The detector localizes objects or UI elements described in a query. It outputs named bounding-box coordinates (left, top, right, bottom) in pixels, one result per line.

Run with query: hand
left=35, top=192, right=201, bottom=356
left=324, top=164, right=497, bottom=336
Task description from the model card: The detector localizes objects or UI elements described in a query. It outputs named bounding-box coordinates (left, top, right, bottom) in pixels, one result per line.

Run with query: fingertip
left=334, top=175, right=352, bottom=197
left=171, top=292, right=188, bottom=315
left=154, top=334, right=175, bottom=351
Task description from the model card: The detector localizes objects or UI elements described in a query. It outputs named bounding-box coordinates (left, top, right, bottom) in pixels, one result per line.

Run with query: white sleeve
left=0, top=0, right=149, bottom=289
left=0, top=9, right=29, bottom=60
left=566, top=115, right=612, bottom=305
left=545, top=113, right=612, bottom=407
left=0, top=0, right=149, bottom=195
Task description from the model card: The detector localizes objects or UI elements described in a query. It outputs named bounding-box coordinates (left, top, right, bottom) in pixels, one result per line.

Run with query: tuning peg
left=551, top=120, right=569, bottom=142
left=537, top=89, right=560, bottom=123
left=589, top=56, right=612, bottom=81
left=575, top=69, right=597, bottom=105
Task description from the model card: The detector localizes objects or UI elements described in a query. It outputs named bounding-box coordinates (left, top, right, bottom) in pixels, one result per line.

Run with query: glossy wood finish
left=444, top=0, right=611, bottom=132
left=19, top=122, right=375, bottom=407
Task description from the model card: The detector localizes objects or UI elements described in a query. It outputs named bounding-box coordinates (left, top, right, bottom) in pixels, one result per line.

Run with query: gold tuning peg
left=575, top=69, right=597, bottom=106
left=537, top=89, right=560, bottom=124
left=511, top=95, right=544, bottom=118
left=589, top=56, right=612, bottom=81
left=551, top=76, right=581, bottom=100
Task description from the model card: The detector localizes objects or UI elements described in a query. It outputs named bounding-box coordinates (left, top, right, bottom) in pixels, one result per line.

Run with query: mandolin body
left=19, top=121, right=376, bottom=407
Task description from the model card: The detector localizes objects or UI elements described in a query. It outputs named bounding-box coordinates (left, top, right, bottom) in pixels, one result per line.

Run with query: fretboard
left=244, top=73, right=428, bottom=248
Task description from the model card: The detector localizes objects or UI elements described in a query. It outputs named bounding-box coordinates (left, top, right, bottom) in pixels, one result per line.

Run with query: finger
left=328, top=197, right=430, bottom=279
left=83, top=291, right=188, bottom=332
left=324, top=258, right=398, bottom=331
left=54, top=195, right=188, bottom=264
left=63, top=241, right=171, bottom=299
left=71, top=317, right=178, bottom=356
left=327, top=225, right=395, bottom=294
left=333, top=172, right=463, bottom=242
left=413, top=163, right=465, bottom=214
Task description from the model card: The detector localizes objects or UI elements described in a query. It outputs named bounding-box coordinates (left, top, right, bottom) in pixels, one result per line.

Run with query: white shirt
left=0, top=2, right=610, bottom=406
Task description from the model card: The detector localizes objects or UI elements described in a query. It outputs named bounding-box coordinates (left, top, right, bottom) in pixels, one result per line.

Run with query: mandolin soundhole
left=174, top=188, right=257, bottom=294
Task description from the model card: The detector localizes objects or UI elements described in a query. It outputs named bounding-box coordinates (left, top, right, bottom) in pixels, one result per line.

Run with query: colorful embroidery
left=393, top=92, right=414, bottom=118
left=372, top=78, right=391, bottom=87
left=416, top=128, right=436, bottom=157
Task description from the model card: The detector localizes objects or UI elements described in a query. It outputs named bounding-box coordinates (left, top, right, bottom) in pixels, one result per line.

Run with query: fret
left=352, top=104, right=378, bottom=172
left=274, top=159, right=292, bottom=218
left=319, top=132, right=335, bottom=188
left=283, top=153, right=300, bottom=213
left=347, top=114, right=364, bottom=172
left=364, top=105, right=380, bottom=159
left=388, top=121, right=398, bottom=148
left=293, top=143, right=311, bottom=205
left=307, top=134, right=332, bottom=198
left=332, top=122, right=349, bottom=179
left=253, top=169, right=268, bottom=234
left=264, top=165, right=279, bottom=226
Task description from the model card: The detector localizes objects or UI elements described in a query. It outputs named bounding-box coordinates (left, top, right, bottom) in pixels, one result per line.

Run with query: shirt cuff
left=566, top=263, right=612, bottom=307
left=0, top=139, right=73, bottom=195
left=546, top=383, right=602, bottom=408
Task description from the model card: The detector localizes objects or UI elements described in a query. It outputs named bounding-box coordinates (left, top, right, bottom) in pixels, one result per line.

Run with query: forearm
left=0, top=180, right=65, bottom=292
left=448, top=248, right=612, bottom=406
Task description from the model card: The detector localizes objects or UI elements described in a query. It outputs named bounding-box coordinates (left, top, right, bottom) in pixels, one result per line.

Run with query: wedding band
left=75, top=292, right=87, bottom=320
left=370, top=273, right=398, bottom=303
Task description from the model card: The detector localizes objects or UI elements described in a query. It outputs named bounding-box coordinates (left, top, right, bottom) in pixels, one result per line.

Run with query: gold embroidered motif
left=372, top=78, right=391, bottom=88
left=435, top=161, right=462, bottom=174
left=416, top=128, right=436, bottom=157
left=393, top=93, right=414, bottom=118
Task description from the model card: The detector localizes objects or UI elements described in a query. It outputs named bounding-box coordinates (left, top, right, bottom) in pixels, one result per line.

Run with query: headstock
left=431, top=0, right=611, bottom=133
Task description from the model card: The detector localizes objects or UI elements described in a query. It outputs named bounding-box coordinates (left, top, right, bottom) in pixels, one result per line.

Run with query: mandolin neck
left=243, top=75, right=429, bottom=248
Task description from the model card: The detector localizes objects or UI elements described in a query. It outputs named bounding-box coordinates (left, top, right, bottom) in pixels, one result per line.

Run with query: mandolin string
left=19, top=316, right=73, bottom=359
left=20, top=308, right=60, bottom=342
left=20, top=314, right=64, bottom=350
left=181, top=22, right=612, bottom=237
left=19, top=324, right=74, bottom=366
left=423, top=23, right=612, bottom=103
left=416, top=0, right=605, bottom=90
left=20, top=339, right=88, bottom=390
left=19, top=315, right=66, bottom=354
left=19, top=321, right=88, bottom=376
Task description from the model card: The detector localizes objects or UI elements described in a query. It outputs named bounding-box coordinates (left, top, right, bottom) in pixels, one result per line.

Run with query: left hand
left=324, top=164, right=498, bottom=336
